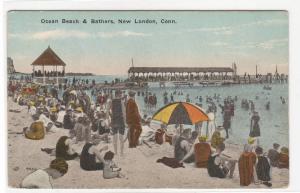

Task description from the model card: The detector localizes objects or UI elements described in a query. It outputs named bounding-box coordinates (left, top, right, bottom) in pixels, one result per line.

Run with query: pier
left=128, top=67, right=235, bottom=82
left=127, top=66, right=288, bottom=87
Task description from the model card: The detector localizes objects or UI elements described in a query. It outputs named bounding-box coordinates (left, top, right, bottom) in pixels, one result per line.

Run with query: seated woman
left=28, top=101, right=37, bottom=117
left=194, top=136, right=212, bottom=168
left=138, top=124, right=155, bottom=146
left=55, top=130, right=79, bottom=160
left=278, top=147, right=289, bottom=169
left=74, top=116, right=91, bottom=143
left=39, top=112, right=58, bottom=133
left=41, top=130, right=78, bottom=158
left=267, top=143, right=280, bottom=167
left=91, top=111, right=110, bottom=141
left=80, top=140, right=108, bottom=171
left=20, top=158, right=68, bottom=188
left=63, top=109, right=75, bottom=130
left=238, top=144, right=257, bottom=186
left=23, top=121, right=45, bottom=140
left=55, top=106, right=66, bottom=128
left=211, top=126, right=225, bottom=149
left=175, top=129, right=195, bottom=163
left=207, top=143, right=237, bottom=179
left=255, top=146, right=272, bottom=187
left=49, top=107, right=58, bottom=122
left=155, top=124, right=167, bottom=145
left=103, top=151, right=124, bottom=179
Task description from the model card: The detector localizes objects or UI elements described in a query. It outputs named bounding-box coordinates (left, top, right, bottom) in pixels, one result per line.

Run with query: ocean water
left=133, top=83, right=289, bottom=150
left=65, top=75, right=128, bottom=84
left=70, top=75, right=288, bottom=150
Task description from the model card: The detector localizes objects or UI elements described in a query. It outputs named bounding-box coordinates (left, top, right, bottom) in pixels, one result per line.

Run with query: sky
left=7, top=11, right=288, bottom=75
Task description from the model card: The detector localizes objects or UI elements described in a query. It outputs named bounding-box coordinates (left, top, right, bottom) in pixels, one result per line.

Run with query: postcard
left=7, top=10, right=289, bottom=189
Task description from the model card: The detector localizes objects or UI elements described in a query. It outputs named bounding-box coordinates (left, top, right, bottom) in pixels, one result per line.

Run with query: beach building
left=31, top=46, right=66, bottom=85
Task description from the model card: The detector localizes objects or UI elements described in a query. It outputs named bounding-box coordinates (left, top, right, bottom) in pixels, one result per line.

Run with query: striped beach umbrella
left=152, top=102, right=209, bottom=125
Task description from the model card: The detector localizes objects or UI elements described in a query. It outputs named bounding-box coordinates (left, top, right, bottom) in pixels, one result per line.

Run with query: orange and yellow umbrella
left=152, top=102, right=209, bottom=125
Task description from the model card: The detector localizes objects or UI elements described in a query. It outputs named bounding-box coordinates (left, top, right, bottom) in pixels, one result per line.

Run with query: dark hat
left=49, top=158, right=68, bottom=175
left=104, top=151, right=114, bottom=160
left=128, top=90, right=136, bottom=97
left=255, top=146, right=263, bottom=155
left=273, top=143, right=280, bottom=149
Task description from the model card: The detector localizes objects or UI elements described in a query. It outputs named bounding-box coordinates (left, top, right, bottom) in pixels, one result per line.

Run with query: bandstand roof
left=31, top=46, right=66, bottom=66
left=128, top=67, right=233, bottom=73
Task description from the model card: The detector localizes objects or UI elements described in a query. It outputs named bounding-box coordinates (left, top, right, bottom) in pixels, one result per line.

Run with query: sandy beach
left=7, top=97, right=289, bottom=189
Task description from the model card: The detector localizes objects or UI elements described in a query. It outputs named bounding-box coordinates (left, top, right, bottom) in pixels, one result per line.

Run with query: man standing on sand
left=126, top=90, right=142, bottom=148
left=111, top=90, right=126, bottom=156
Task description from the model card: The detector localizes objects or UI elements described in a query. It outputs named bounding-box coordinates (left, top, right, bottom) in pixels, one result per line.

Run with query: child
left=103, top=151, right=124, bottom=179
left=255, top=146, right=272, bottom=187
left=278, top=146, right=289, bottom=169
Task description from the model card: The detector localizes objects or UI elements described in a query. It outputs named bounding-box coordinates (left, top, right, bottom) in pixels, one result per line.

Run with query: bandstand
left=31, top=46, right=66, bottom=85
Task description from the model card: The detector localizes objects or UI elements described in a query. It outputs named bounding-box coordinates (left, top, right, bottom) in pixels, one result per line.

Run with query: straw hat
left=50, top=107, right=57, bottom=112
left=281, top=147, right=289, bottom=154
left=75, top=107, right=83, bottom=113
left=198, top=136, right=207, bottom=142
left=248, top=137, right=255, bottom=145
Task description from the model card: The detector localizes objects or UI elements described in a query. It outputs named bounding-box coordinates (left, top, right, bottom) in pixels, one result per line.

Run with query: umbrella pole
left=206, top=121, right=209, bottom=138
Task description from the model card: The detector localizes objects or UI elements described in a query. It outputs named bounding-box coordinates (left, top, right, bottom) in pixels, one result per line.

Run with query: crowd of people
left=33, top=70, right=65, bottom=77
left=7, top=80, right=289, bottom=189
left=9, top=82, right=145, bottom=188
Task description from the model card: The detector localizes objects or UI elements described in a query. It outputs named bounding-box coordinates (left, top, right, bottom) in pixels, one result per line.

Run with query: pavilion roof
left=31, top=46, right=66, bottom=66
left=128, top=67, right=233, bottom=73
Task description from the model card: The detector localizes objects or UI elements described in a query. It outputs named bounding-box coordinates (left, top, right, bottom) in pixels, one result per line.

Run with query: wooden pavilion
left=31, top=46, right=66, bottom=85
left=128, top=67, right=234, bottom=82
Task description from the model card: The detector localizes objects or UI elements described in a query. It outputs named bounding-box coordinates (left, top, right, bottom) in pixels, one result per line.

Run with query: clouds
left=184, top=26, right=233, bottom=36
left=183, top=18, right=287, bottom=37
left=240, top=19, right=288, bottom=28
left=209, top=41, right=228, bottom=47
left=9, top=29, right=151, bottom=40
left=257, top=38, right=288, bottom=50
left=96, top=31, right=151, bottom=38
left=231, top=38, right=288, bottom=50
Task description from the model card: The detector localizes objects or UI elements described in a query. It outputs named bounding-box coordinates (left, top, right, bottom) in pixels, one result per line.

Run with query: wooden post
left=206, top=121, right=209, bottom=138
left=43, top=65, right=45, bottom=84
left=56, top=65, right=58, bottom=85
left=32, top=65, right=35, bottom=78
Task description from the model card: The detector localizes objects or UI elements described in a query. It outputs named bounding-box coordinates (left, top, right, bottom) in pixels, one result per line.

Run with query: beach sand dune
left=7, top=98, right=288, bottom=189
